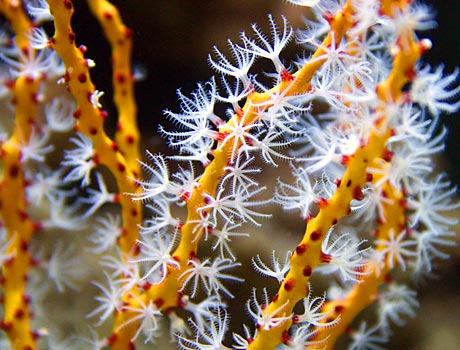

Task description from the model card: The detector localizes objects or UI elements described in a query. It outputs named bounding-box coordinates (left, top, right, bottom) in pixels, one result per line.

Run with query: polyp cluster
left=0, top=1, right=459, bottom=350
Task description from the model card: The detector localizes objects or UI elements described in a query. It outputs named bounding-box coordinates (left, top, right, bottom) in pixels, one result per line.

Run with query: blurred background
left=44, top=1, right=460, bottom=349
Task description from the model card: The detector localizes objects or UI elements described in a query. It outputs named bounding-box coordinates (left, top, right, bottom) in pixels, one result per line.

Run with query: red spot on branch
left=302, top=265, right=312, bottom=277
left=78, top=73, right=87, bottom=83
left=310, top=230, right=322, bottom=241
left=72, top=109, right=81, bottom=119
left=341, top=155, right=351, bottom=165
left=296, top=244, right=306, bottom=255
left=383, top=149, right=394, bottom=162
left=154, top=298, right=164, bottom=309
left=280, top=68, right=294, bottom=82
left=103, top=11, right=113, bottom=20
left=116, top=73, right=126, bottom=83
left=20, top=240, right=29, bottom=251
left=68, top=30, right=75, bottom=44
left=126, top=135, right=135, bottom=145
left=9, top=164, right=19, bottom=178
left=316, top=197, right=329, bottom=209
left=107, top=333, right=118, bottom=346
left=353, top=186, right=363, bottom=201
left=14, top=308, right=25, bottom=319
left=0, top=320, right=13, bottom=332
left=282, top=330, right=291, bottom=344
left=124, top=28, right=133, bottom=39
left=22, top=294, right=32, bottom=305
left=117, top=162, right=126, bottom=172
left=283, top=278, right=295, bottom=291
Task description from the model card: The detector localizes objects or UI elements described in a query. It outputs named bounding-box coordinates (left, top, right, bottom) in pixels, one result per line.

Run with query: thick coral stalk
left=104, top=0, right=360, bottom=344
left=144, top=0, right=357, bottom=310
left=0, top=2, right=42, bottom=349
left=46, top=1, right=142, bottom=348
left=247, top=0, right=425, bottom=348
left=46, top=0, right=140, bottom=257
left=248, top=129, right=391, bottom=349
left=308, top=1, right=426, bottom=345
left=0, top=0, right=456, bottom=349
left=86, top=0, right=140, bottom=175
left=314, top=179, right=406, bottom=348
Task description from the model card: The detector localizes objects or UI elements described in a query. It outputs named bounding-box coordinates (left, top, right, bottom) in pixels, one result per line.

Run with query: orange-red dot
left=107, top=333, right=118, bottom=346
left=14, top=308, right=25, bottom=319
left=64, top=0, right=73, bottom=9
left=280, top=68, right=294, bottom=82
left=353, top=186, right=363, bottom=201
left=0, top=321, right=12, bottom=331
left=92, top=153, right=100, bottom=165
left=103, top=11, right=113, bottom=20
left=18, top=210, right=29, bottom=222
left=154, top=298, right=165, bottom=309
left=316, top=197, right=329, bottom=209
left=116, top=72, right=126, bottom=83
left=117, top=162, right=126, bottom=172
left=68, top=31, right=76, bottom=44
left=124, top=28, right=133, bottom=39
left=296, top=244, right=306, bottom=255
left=126, top=135, right=135, bottom=144
left=334, top=304, right=345, bottom=313
left=310, top=230, right=322, bottom=241
left=22, top=294, right=32, bottom=305
left=9, top=164, right=19, bottom=178
left=31, top=330, right=41, bottom=340
left=73, top=109, right=82, bottom=119
left=99, top=110, right=108, bottom=119
left=20, top=240, right=29, bottom=251
left=282, top=330, right=291, bottom=344
left=302, top=265, right=312, bottom=277
left=78, top=73, right=87, bottom=83
left=283, top=278, right=295, bottom=291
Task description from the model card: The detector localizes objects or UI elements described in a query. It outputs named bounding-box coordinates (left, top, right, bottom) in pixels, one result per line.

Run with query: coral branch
left=0, top=2, right=42, bottom=349
left=86, top=0, right=140, bottom=175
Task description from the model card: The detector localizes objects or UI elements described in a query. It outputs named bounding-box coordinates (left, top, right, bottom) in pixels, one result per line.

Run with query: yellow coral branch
left=118, top=0, right=357, bottom=333
left=0, top=2, right=42, bottom=349
left=46, top=0, right=140, bottom=257
left=248, top=128, right=391, bottom=349
left=137, top=0, right=358, bottom=319
left=313, top=179, right=406, bottom=348
left=46, top=1, right=143, bottom=347
left=247, top=0, right=425, bottom=347
left=86, top=0, right=140, bottom=175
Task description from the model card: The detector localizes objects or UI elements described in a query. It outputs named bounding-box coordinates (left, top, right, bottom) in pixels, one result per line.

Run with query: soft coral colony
left=0, top=0, right=459, bottom=349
